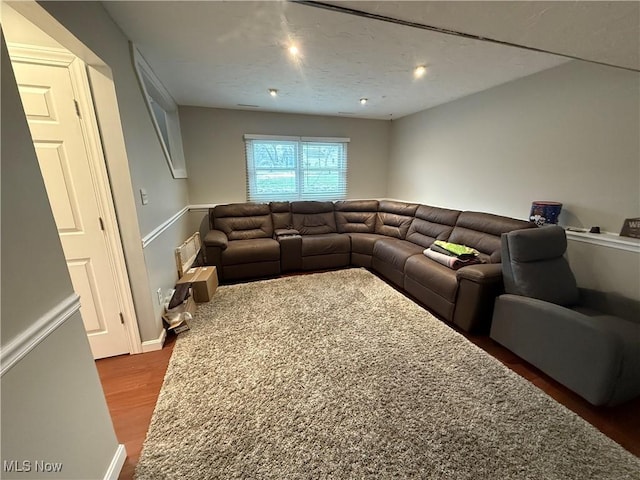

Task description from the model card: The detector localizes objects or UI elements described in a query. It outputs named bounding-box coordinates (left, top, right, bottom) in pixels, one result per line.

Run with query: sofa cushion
left=405, top=255, right=459, bottom=303
left=221, top=238, right=280, bottom=265
left=301, top=233, right=351, bottom=256
left=448, top=211, right=534, bottom=263
left=291, top=201, right=337, bottom=235
left=348, top=233, right=386, bottom=256
left=335, top=200, right=379, bottom=233
left=406, top=205, right=461, bottom=248
left=269, top=201, right=292, bottom=230
left=213, top=203, right=274, bottom=240
left=372, top=237, right=424, bottom=271
left=375, top=200, right=419, bottom=239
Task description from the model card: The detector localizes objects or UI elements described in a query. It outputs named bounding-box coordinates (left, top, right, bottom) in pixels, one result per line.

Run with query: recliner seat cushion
left=405, top=255, right=459, bottom=303
left=301, top=233, right=350, bottom=256
left=221, top=238, right=280, bottom=265
left=349, top=233, right=385, bottom=256
left=372, top=238, right=424, bottom=270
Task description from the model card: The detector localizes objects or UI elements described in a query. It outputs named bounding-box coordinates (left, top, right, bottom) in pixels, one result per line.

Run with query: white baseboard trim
left=103, top=444, right=127, bottom=480
left=141, top=328, right=167, bottom=353
left=1, top=293, right=80, bottom=377
left=141, top=206, right=189, bottom=248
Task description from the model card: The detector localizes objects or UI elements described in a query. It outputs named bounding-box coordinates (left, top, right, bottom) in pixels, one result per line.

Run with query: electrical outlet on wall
left=164, top=289, right=175, bottom=304
left=156, top=288, right=163, bottom=305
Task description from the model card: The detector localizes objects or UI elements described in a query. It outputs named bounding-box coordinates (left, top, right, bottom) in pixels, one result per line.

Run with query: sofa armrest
left=491, top=294, right=633, bottom=406
left=456, top=263, right=503, bottom=284
left=203, top=229, right=228, bottom=250
left=203, top=230, right=227, bottom=271
left=452, top=263, right=505, bottom=333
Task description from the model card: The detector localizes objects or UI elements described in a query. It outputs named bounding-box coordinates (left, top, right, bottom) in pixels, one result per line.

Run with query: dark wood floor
left=96, top=334, right=177, bottom=480
left=96, top=321, right=640, bottom=480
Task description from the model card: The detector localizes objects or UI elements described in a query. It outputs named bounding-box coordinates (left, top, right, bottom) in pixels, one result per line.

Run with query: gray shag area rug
left=135, top=269, right=639, bottom=479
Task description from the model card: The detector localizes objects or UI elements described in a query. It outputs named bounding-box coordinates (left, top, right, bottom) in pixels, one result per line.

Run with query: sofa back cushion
left=375, top=200, right=419, bottom=239
left=448, top=211, right=534, bottom=263
left=291, top=201, right=337, bottom=235
left=269, top=201, right=292, bottom=229
left=213, top=203, right=274, bottom=240
left=334, top=200, right=379, bottom=233
left=406, top=205, right=461, bottom=248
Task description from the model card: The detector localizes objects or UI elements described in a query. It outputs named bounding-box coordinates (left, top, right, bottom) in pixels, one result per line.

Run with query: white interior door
left=12, top=56, right=131, bottom=359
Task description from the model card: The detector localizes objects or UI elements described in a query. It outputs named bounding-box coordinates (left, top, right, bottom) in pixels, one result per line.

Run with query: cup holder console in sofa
left=203, top=199, right=534, bottom=333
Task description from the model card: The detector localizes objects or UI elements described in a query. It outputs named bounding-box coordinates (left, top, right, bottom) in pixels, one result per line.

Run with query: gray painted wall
left=566, top=241, right=639, bottom=303
left=40, top=1, right=189, bottom=236
left=387, top=60, right=639, bottom=233
left=387, top=60, right=639, bottom=301
left=1, top=315, right=120, bottom=480
left=1, top=36, right=119, bottom=480
left=180, top=107, right=391, bottom=206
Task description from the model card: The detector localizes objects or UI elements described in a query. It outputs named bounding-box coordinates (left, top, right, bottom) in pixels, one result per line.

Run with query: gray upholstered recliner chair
left=490, top=226, right=640, bottom=406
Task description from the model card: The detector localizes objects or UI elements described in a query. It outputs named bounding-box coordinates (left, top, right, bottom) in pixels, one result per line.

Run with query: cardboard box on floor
left=176, top=266, right=218, bottom=302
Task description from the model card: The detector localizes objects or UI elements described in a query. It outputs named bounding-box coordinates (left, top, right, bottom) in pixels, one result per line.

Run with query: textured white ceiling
left=328, top=1, right=640, bottom=71
left=103, top=1, right=634, bottom=120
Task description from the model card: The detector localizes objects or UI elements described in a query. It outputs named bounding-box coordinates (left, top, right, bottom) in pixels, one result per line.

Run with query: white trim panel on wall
left=155, top=204, right=640, bottom=255
left=103, top=444, right=127, bottom=480
left=141, top=328, right=167, bottom=353
left=189, top=203, right=218, bottom=211
left=1, top=293, right=81, bottom=377
left=566, top=230, right=640, bottom=253
left=141, top=206, right=189, bottom=248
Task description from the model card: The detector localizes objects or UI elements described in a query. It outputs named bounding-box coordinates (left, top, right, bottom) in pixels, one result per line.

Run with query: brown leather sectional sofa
left=204, top=199, right=534, bottom=333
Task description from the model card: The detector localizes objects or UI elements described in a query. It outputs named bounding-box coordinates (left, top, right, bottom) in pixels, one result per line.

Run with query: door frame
left=10, top=43, right=142, bottom=354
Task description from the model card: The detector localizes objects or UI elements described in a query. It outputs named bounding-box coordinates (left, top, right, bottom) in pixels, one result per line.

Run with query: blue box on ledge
left=529, top=201, right=562, bottom=226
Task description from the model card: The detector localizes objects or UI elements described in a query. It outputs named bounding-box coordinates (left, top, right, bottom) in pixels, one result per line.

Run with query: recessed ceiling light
left=268, top=88, right=278, bottom=97
left=359, top=98, right=368, bottom=105
left=414, top=65, right=427, bottom=78
left=288, top=45, right=299, bottom=56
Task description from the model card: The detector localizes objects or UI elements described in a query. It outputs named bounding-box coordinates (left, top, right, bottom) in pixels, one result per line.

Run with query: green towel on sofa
left=433, top=240, right=479, bottom=257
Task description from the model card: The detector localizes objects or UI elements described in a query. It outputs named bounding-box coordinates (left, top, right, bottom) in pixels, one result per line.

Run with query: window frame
left=244, top=134, right=350, bottom=202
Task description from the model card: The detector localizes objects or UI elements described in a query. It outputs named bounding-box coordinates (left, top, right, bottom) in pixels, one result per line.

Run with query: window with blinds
left=244, top=134, right=349, bottom=202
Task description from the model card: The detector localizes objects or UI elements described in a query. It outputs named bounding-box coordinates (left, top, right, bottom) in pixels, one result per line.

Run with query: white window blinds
left=244, top=134, right=349, bottom=202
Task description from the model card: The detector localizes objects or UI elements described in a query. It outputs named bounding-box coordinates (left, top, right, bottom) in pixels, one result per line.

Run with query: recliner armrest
left=456, top=263, right=503, bottom=284
left=203, top=229, right=228, bottom=250
left=490, top=294, right=633, bottom=406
